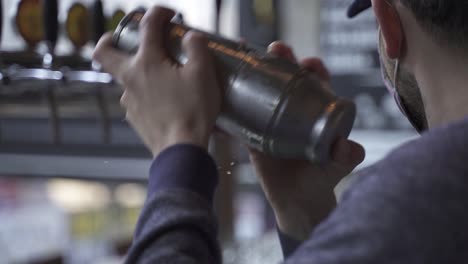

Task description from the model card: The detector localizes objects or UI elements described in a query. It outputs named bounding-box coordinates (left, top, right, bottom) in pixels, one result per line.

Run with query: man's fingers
left=266, top=41, right=330, bottom=83
left=266, top=42, right=331, bottom=82
left=183, top=31, right=213, bottom=69
left=138, top=6, right=176, bottom=61
left=331, top=138, right=366, bottom=168
left=93, top=32, right=130, bottom=79
left=267, top=41, right=297, bottom=63
left=300, top=58, right=331, bottom=82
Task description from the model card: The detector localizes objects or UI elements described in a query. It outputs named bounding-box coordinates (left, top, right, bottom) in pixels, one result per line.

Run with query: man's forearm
left=125, top=145, right=221, bottom=263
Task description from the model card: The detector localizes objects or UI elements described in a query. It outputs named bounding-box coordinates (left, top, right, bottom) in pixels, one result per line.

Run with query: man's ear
left=372, top=0, right=403, bottom=59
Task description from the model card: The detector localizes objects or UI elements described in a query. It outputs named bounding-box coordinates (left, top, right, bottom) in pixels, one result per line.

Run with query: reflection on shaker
left=112, top=9, right=356, bottom=162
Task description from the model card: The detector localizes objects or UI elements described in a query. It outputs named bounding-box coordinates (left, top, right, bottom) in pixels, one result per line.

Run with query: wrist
left=274, top=196, right=337, bottom=241
left=148, top=143, right=219, bottom=203
left=150, top=127, right=211, bottom=157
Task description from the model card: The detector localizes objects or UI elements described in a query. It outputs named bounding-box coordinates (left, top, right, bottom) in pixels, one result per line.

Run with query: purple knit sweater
left=125, top=117, right=468, bottom=263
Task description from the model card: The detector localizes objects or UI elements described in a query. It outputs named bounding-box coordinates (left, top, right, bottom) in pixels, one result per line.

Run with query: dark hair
left=400, top=1, right=468, bottom=48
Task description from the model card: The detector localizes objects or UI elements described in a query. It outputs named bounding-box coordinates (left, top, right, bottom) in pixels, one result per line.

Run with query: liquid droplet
left=226, top=171, right=232, bottom=175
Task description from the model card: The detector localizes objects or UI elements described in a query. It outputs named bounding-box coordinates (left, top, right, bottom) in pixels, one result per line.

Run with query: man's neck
left=414, top=48, right=468, bottom=129
left=398, top=4, right=468, bottom=130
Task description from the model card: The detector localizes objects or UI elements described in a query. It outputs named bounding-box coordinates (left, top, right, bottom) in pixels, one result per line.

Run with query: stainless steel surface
left=113, top=10, right=356, bottom=162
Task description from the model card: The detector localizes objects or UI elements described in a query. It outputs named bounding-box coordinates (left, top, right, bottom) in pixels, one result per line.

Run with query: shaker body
left=112, top=10, right=356, bottom=162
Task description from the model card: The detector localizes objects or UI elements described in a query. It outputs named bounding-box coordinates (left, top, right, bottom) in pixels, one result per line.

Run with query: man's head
left=348, top=0, right=468, bottom=130
left=350, top=0, right=468, bottom=46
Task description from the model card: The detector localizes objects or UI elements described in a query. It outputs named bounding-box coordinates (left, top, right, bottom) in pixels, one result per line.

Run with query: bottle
left=112, top=9, right=356, bottom=162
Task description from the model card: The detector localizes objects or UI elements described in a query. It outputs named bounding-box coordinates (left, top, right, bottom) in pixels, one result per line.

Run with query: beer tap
left=59, top=2, right=98, bottom=99
left=4, top=0, right=62, bottom=88
left=0, top=0, right=3, bottom=143
left=108, top=9, right=126, bottom=32
left=92, top=0, right=111, bottom=144
left=0, top=0, right=5, bottom=86
left=62, top=0, right=112, bottom=85
left=58, top=0, right=113, bottom=144
left=2, top=0, right=43, bottom=69
left=43, top=0, right=58, bottom=67
left=92, top=0, right=105, bottom=45
left=215, top=0, right=222, bottom=34
left=0, top=0, right=2, bottom=45
left=43, top=0, right=62, bottom=144
left=0, top=0, right=63, bottom=144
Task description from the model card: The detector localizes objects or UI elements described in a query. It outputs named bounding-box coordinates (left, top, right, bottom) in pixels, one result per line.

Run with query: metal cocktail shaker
left=112, top=10, right=356, bottom=162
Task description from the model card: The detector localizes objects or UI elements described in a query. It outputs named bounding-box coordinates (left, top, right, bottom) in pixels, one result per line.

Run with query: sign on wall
left=320, top=0, right=379, bottom=73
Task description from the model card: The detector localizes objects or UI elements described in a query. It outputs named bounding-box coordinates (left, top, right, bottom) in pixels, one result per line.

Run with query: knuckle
left=136, top=42, right=167, bottom=66
left=185, top=31, right=205, bottom=45
left=141, top=6, right=174, bottom=30
left=136, top=56, right=159, bottom=77
left=140, top=6, right=158, bottom=28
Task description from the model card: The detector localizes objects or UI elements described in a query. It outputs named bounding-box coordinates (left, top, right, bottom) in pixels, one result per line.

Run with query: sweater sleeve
left=124, top=144, right=222, bottom=264
left=277, top=228, right=303, bottom=258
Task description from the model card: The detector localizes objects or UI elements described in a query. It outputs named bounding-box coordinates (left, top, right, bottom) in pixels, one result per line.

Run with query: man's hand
left=250, top=42, right=365, bottom=241
left=93, top=6, right=221, bottom=157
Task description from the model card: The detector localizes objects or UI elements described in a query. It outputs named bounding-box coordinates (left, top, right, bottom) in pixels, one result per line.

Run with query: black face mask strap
left=397, top=93, right=428, bottom=133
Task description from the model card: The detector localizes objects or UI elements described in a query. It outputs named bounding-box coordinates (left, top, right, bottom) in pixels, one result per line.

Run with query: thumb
left=182, top=31, right=213, bottom=69
left=331, top=138, right=366, bottom=168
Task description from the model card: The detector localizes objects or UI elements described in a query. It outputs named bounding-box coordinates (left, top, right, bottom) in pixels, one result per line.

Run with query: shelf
left=0, top=153, right=150, bottom=182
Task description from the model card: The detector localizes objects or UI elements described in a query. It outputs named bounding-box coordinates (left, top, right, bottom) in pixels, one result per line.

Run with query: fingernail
left=267, top=43, right=274, bottom=52
left=267, top=41, right=280, bottom=52
left=183, top=31, right=201, bottom=47
left=184, top=30, right=195, bottom=39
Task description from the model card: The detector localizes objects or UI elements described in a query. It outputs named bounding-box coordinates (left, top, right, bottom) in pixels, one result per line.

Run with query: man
left=93, top=0, right=468, bottom=263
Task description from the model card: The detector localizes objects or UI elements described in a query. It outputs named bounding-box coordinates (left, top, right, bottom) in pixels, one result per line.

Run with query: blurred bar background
left=0, top=0, right=415, bottom=263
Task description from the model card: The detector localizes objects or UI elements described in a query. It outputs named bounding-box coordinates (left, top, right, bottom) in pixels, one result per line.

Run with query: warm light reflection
left=47, top=179, right=111, bottom=213
left=253, top=0, right=275, bottom=25
left=115, top=184, right=146, bottom=208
